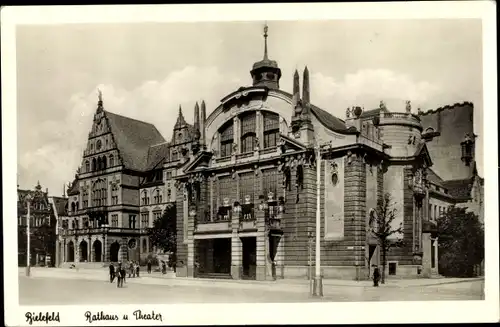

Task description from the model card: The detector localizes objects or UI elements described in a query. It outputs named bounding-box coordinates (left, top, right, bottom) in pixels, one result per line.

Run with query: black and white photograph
left=2, top=2, right=498, bottom=326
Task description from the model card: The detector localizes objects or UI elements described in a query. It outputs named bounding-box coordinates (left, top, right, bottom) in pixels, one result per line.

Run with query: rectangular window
left=129, top=215, right=137, bottom=229
left=141, top=213, right=149, bottom=229
left=111, top=214, right=118, bottom=227
left=218, top=176, right=232, bottom=205
left=434, top=205, right=437, bottom=221
left=241, top=134, right=255, bottom=153
left=263, top=113, right=279, bottom=149
left=239, top=172, right=255, bottom=220
left=388, top=262, right=397, bottom=275
left=166, top=171, right=172, bottom=179
left=428, top=204, right=433, bottom=221
left=220, top=123, right=234, bottom=157
left=262, top=168, right=278, bottom=198
left=239, top=172, right=255, bottom=203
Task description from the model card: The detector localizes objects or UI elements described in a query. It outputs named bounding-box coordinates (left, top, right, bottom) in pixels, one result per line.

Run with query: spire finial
left=98, top=89, right=103, bottom=103
left=263, top=22, right=269, bottom=60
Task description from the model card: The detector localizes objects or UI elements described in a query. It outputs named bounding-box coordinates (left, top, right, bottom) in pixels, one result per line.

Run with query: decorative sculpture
left=406, top=100, right=412, bottom=113
left=379, top=100, right=386, bottom=111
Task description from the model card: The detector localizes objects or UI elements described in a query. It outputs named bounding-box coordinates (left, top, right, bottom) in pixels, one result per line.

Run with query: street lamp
left=25, top=193, right=33, bottom=277
left=308, top=231, right=313, bottom=295
left=313, top=141, right=331, bottom=297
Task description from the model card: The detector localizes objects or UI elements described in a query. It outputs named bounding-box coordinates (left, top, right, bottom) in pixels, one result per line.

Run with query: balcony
left=59, top=227, right=143, bottom=236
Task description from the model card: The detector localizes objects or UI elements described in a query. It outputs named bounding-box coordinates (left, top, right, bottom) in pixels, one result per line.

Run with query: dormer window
left=240, top=112, right=256, bottom=153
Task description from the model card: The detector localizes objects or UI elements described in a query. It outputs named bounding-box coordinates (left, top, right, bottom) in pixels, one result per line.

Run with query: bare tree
left=369, top=193, right=404, bottom=284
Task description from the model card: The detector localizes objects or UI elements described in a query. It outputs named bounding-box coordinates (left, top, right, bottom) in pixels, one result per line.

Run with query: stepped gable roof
left=51, top=196, right=69, bottom=216
left=441, top=177, right=474, bottom=200
left=146, top=142, right=170, bottom=170
left=105, top=110, right=166, bottom=171
left=277, top=90, right=356, bottom=134
left=426, top=168, right=445, bottom=188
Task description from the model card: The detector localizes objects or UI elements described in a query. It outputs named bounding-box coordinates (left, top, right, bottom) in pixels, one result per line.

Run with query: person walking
left=147, top=259, right=152, bottom=274
left=136, top=262, right=140, bottom=277
left=116, top=262, right=123, bottom=288
left=373, top=266, right=381, bottom=287
left=109, top=263, right=115, bottom=283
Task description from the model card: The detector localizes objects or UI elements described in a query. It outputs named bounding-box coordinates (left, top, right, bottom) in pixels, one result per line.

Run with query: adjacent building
left=17, top=182, right=57, bottom=267
left=58, top=26, right=483, bottom=280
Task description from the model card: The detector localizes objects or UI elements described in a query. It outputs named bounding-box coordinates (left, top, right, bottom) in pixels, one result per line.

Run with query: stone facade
left=60, top=27, right=483, bottom=280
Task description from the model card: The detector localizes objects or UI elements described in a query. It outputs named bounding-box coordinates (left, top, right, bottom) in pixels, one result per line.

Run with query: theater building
left=59, top=26, right=483, bottom=280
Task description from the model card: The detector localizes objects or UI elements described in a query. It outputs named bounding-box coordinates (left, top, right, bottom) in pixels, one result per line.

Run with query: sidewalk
left=19, top=267, right=484, bottom=292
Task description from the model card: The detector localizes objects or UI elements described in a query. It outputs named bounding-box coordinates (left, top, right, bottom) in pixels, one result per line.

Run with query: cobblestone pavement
left=18, top=273, right=484, bottom=305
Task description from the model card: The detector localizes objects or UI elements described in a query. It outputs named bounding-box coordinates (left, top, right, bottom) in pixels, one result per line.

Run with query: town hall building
left=57, top=26, right=483, bottom=280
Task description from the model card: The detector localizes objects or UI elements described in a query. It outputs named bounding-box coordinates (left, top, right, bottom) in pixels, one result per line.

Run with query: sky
left=16, top=19, right=483, bottom=195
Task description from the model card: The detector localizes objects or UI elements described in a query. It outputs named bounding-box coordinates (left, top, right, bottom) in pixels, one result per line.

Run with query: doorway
left=110, top=242, right=120, bottom=262
left=93, top=240, right=102, bottom=262
left=67, top=241, right=75, bottom=262
left=368, top=245, right=378, bottom=275
left=79, top=241, right=88, bottom=262
left=241, top=237, right=256, bottom=279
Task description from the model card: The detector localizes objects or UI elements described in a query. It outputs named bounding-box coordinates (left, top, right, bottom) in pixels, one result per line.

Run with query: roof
left=360, top=107, right=389, bottom=119
left=276, top=90, right=355, bottom=134
left=426, top=168, right=445, bottom=188
left=67, top=178, right=79, bottom=196
left=441, top=178, right=474, bottom=200
left=309, top=104, right=357, bottom=134
left=105, top=111, right=166, bottom=171
left=50, top=196, right=68, bottom=216
left=146, top=142, right=170, bottom=170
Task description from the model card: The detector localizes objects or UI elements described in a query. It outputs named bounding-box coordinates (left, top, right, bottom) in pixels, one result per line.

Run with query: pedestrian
left=120, top=263, right=126, bottom=286
left=136, top=262, right=140, bottom=277
left=128, top=261, right=134, bottom=278
left=109, top=263, right=115, bottom=283
left=373, top=266, right=381, bottom=287
left=116, top=262, right=123, bottom=288
left=147, top=259, right=152, bottom=274
left=162, top=261, right=167, bottom=274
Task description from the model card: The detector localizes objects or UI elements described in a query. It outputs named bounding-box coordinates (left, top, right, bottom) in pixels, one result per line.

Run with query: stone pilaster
left=255, top=207, right=267, bottom=281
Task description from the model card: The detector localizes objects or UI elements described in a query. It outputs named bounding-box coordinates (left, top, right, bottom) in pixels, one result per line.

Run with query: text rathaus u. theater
left=59, top=26, right=483, bottom=280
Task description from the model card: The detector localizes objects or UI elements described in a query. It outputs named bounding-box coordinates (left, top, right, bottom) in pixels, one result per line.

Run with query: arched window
left=91, top=158, right=96, bottom=171
left=219, top=121, right=234, bottom=157
left=109, top=154, right=114, bottom=167
left=263, top=112, right=279, bottom=149
left=141, top=191, right=149, bottom=206
left=92, top=179, right=107, bottom=207
left=85, top=161, right=90, bottom=173
left=76, top=201, right=79, bottom=210
left=153, top=189, right=162, bottom=204
left=71, top=202, right=76, bottom=213
left=240, top=112, right=256, bottom=153
left=97, top=157, right=102, bottom=170
left=102, top=156, right=107, bottom=169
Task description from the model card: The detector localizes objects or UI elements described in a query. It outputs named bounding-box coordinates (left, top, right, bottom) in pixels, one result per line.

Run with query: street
left=18, top=274, right=484, bottom=305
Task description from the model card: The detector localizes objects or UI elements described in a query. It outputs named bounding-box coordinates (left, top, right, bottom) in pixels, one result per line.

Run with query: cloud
left=18, top=66, right=242, bottom=193
left=310, top=69, right=442, bottom=117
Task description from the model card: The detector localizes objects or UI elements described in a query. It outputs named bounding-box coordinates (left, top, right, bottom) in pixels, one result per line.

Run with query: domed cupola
left=250, top=24, right=282, bottom=89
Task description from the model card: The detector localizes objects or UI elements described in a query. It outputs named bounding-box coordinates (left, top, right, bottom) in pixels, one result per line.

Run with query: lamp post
left=313, top=141, right=330, bottom=297
left=308, top=231, right=313, bottom=295
left=25, top=194, right=33, bottom=277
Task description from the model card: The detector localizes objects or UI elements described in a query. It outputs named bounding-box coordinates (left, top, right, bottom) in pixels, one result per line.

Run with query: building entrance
left=241, top=237, right=257, bottom=279
left=195, top=238, right=231, bottom=278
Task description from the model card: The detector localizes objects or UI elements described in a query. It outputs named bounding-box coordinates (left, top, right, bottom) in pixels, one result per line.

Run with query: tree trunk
left=381, top=246, right=387, bottom=284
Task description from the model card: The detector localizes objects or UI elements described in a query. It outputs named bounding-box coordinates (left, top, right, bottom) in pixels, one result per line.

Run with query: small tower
left=302, top=66, right=310, bottom=106
left=200, top=100, right=207, bottom=149
left=193, top=102, right=200, bottom=140
left=250, top=23, right=282, bottom=89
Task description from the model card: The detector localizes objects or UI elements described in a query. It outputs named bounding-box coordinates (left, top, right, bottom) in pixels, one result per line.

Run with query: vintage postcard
left=2, top=2, right=498, bottom=326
